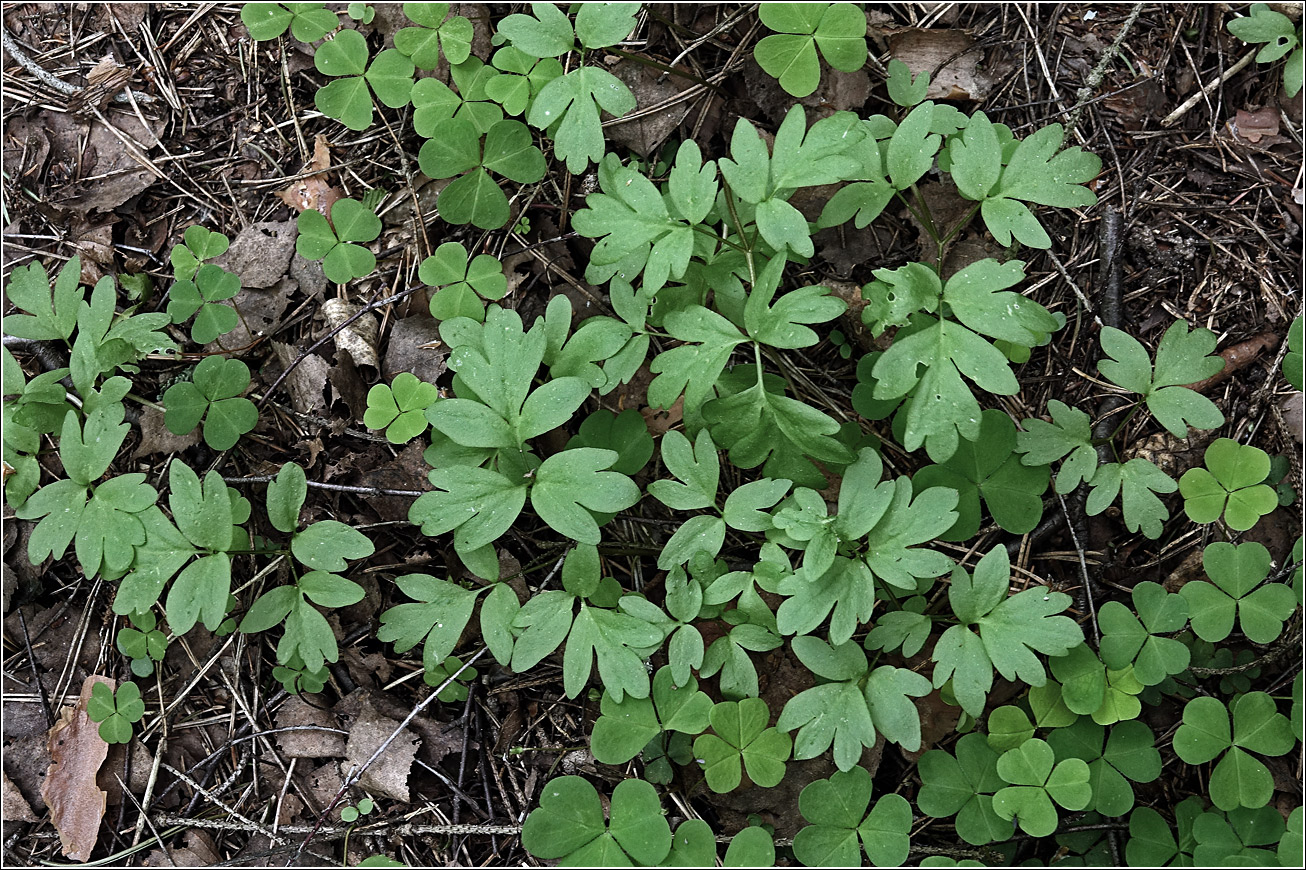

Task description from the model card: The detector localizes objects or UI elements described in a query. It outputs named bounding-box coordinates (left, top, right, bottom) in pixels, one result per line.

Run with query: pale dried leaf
left=344, top=697, right=418, bottom=802
left=42, top=676, right=112, bottom=862
left=887, top=28, right=991, bottom=100
left=2, top=770, right=37, bottom=823
left=132, top=405, right=202, bottom=459
left=275, top=696, right=347, bottom=759
left=322, top=298, right=380, bottom=371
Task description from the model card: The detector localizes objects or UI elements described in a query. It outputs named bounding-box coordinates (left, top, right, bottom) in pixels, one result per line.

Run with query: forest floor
left=1, top=3, right=1302, bottom=868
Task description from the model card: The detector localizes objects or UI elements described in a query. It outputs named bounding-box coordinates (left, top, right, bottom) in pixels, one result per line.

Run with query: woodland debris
left=42, top=676, right=112, bottom=862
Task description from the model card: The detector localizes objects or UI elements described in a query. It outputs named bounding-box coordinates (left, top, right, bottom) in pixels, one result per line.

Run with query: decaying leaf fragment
left=322, top=298, right=380, bottom=371
left=277, top=133, right=344, bottom=216
left=42, top=676, right=113, bottom=862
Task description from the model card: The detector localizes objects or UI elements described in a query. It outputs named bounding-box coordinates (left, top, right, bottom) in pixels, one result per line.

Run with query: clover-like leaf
left=793, top=766, right=911, bottom=867
left=522, top=776, right=671, bottom=866
left=694, top=698, right=792, bottom=792
left=1182, top=540, right=1296, bottom=644
left=162, top=355, right=259, bottom=451
left=754, top=4, right=868, bottom=99
left=1179, top=438, right=1279, bottom=531
left=1173, top=692, right=1295, bottom=810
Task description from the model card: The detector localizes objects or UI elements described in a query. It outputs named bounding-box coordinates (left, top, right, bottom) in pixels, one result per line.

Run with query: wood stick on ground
left=1161, top=48, right=1258, bottom=127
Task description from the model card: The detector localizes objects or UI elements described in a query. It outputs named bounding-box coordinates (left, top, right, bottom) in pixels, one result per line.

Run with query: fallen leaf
left=2, top=770, right=37, bottom=822
left=604, top=59, right=692, bottom=157
left=887, top=28, right=991, bottom=100
left=381, top=314, right=448, bottom=385
left=214, top=220, right=298, bottom=290
left=142, top=829, right=219, bottom=867
left=132, top=405, right=202, bottom=459
left=1229, top=107, right=1281, bottom=144
left=68, top=55, right=134, bottom=117
left=344, top=696, right=419, bottom=802
left=275, top=696, right=348, bottom=759
left=272, top=341, right=332, bottom=416
left=277, top=134, right=343, bottom=217
left=1283, top=392, right=1304, bottom=444
left=43, top=676, right=112, bottom=862
left=322, top=298, right=380, bottom=371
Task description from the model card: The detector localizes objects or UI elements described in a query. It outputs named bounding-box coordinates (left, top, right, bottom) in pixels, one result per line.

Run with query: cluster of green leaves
left=1015, top=320, right=1228, bottom=539
left=167, top=227, right=243, bottom=344
left=1227, top=2, right=1304, bottom=97
left=8, top=5, right=1302, bottom=867
left=240, top=461, right=373, bottom=687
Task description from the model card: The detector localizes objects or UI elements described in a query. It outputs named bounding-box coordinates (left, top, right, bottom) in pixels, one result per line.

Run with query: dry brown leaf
left=605, top=59, right=691, bottom=156
left=381, top=314, right=448, bottom=385
left=43, top=676, right=112, bottom=862
left=215, top=220, right=298, bottom=290
left=272, top=341, right=332, bottom=416
left=275, top=696, right=348, bottom=759
left=143, top=829, right=220, bottom=867
left=277, top=134, right=343, bottom=216
left=322, top=298, right=380, bottom=371
left=1229, top=107, right=1282, bottom=144
left=887, top=28, right=991, bottom=101
left=344, top=697, right=419, bottom=802
left=68, top=55, right=134, bottom=116
left=132, top=405, right=202, bottom=459
left=2, top=770, right=37, bottom=823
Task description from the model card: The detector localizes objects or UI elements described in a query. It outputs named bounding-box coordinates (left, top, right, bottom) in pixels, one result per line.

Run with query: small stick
left=1, top=25, right=154, bottom=103
left=1161, top=48, right=1258, bottom=127
left=1063, top=3, right=1146, bottom=143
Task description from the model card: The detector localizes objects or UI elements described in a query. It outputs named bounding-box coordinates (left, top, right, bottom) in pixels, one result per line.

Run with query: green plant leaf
left=793, top=766, right=911, bottom=867
left=917, top=732, right=1009, bottom=846
left=1017, top=400, right=1097, bottom=494
left=409, top=465, right=528, bottom=554
left=571, top=157, right=697, bottom=294
left=755, top=4, right=867, bottom=98
left=497, top=2, right=576, bottom=58
left=241, top=2, right=337, bottom=42
left=1174, top=692, right=1295, bottom=810
left=531, top=448, right=640, bottom=544
left=693, top=698, right=791, bottom=792
left=377, top=573, right=481, bottom=673
left=566, top=409, right=653, bottom=477
left=1097, top=581, right=1190, bottom=686
left=871, top=313, right=1020, bottom=463
left=1179, top=438, right=1278, bottom=530
left=933, top=546, right=1081, bottom=717
left=522, top=776, right=670, bottom=866
left=563, top=603, right=662, bottom=701
left=292, top=519, right=374, bottom=572
left=1084, top=459, right=1177, bottom=540
left=915, top=408, right=1049, bottom=540
left=1098, top=321, right=1225, bottom=436
left=1183, top=540, right=1295, bottom=644
left=885, top=57, right=928, bottom=107
left=573, top=2, right=640, bottom=50
left=648, top=428, right=720, bottom=511
left=527, top=66, right=636, bottom=173
left=2, top=257, right=82, bottom=341
left=979, top=123, right=1100, bottom=248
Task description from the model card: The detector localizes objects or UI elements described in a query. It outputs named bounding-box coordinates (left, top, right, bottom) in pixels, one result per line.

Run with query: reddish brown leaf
left=42, top=676, right=112, bottom=862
